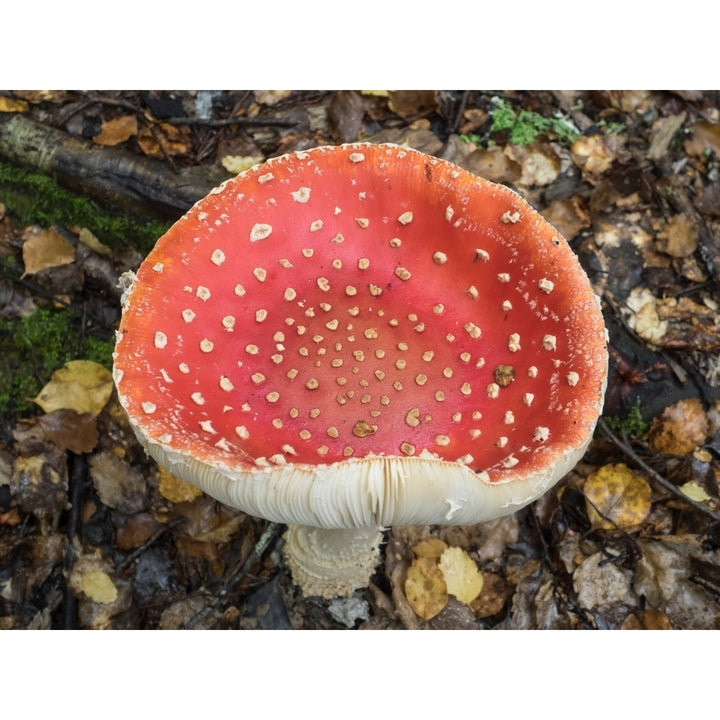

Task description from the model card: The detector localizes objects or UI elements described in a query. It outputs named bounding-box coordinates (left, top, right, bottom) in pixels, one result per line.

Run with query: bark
left=0, top=113, right=232, bottom=219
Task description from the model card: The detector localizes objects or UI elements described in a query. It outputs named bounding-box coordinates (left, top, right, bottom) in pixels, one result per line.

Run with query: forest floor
left=1, top=90, right=719, bottom=630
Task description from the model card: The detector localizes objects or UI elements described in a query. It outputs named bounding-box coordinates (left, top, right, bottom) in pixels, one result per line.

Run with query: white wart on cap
left=113, top=143, right=608, bottom=598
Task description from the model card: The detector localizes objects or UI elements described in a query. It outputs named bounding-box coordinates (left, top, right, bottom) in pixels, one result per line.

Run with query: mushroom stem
left=283, top=524, right=384, bottom=599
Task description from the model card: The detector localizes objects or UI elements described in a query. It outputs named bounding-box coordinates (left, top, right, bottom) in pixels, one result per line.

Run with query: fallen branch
left=0, top=113, right=231, bottom=219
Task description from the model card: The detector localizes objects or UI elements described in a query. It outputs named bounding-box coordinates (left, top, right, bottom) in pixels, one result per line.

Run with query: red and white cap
left=114, top=143, right=607, bottom=596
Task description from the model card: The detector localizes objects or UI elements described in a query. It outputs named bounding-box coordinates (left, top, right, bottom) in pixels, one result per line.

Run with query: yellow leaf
left=584, top=463, right=652, bottom=530
left=22, top=227, right=75, bottom=275
left=79, top=227, right=112, bottom=256
left=0, top=97, right=29, bottom=112
left=438, top=547, right=484, bottom=605
left=33, top=360, right=113, bottom=416
left=158, top=467, right=204, bottom=503
left=221, top=155, right=264, bottom=174
left=679, top=481, right=711, bottom=503
left=412, top=538, right=448, bottom=559
left=81, top=571, right=118, bottom=604
left=405, top=557, right=448, bottom=620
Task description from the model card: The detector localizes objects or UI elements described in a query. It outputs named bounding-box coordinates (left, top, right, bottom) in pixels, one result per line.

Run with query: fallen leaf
left=115, top=512, right=163, bottom=551
left=89, top=449, right=148, bottom=514
left=647, top=398, right=709, bottom=455
left=0, top=97, right=29, bottom=112
left=82, top=571, right=118, bottom=604
left=470, top=572, right=514, bottom=618
left=254, top=90, right=291, bottom=106
left=33, top=360, right=113, bottom=415
left=22, top=227, right=75, bottom=275
left=683, top=121, right=720, bottom=159
left=38, top=409, right=99, bottom=453
left=221, top=155, right=264, bottom=174
left=678, top=481, right=711, bottom=503
left=78, top=227, right=112, bottom=257
left=655, top=214, right=699, bottom=258
left=621, top=609, right=672, bottom=630
left=137, top=122, right=190, bottom=157
left=411, top=537, right=448, bottom=559
left=158, top=467, right=204, bottom=503
left=437, top=547, right=484, bottom=605
left=571, top=133, right=616, bottom=177
left=404, top=556, right=448, bottom=620
left=387, top=90, right=438, bottom=119
left=93, top=115, right=138, bottom=146
left=584, top=463, right=652, bottom=530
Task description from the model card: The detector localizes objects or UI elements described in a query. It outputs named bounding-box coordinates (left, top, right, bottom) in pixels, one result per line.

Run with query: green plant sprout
left=489, top=98, right=580, bottom=147
left=605, top=398, right=649, bottom=437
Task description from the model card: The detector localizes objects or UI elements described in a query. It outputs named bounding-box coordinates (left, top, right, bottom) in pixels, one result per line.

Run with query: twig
left=182, top=521, right=284, bottom=629
left=115, top=517, right=186, bottom=574
left=597, top=417, right=720, bottom=523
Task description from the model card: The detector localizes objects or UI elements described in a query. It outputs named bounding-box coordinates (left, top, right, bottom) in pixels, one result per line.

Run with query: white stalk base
left=283, top=525, right=383, bottom=599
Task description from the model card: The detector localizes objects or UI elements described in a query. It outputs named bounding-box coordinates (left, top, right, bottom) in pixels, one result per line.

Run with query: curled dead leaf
left=93, top=115, right=138, bottom=146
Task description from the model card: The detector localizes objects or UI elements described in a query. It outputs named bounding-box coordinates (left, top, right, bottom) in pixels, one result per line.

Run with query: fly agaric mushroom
left=113, top=143, right=607, bottom=598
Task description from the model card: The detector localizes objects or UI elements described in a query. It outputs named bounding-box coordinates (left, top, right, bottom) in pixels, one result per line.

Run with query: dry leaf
left=158, top=467, right=204, bottom=503
left=0, top=97, right=29, bottom=112
left=90, top=450, right=148, bottom=514
left=571, top=134, right=616, bottom=177
left=437, top=547, right=484, bottom=605
left=678, top=481, right=711, bottom=503
left=38, top=409, right=99, bottom=453
left=405, top=556, right=448, bottom=620
left=81, top=571, right=118, bottom=604
left=33, top=360, right=113, bottom=415
left=137, top=122, right=190, bottom=157
left=584, top=463, right=652, bottom=530
left=683, top=121, right=720, bottom=159
left=78, top=227, right=112, bottom=256
left=621, top=609, right=672, bottom=630
left=411, top=537, right=448, bottom=559
left=387, top=90, right=438, bottom=119
left=22, top=227, right=75, bottom=275
left=221, top=155, right=264, bottom=174
left=648, top=398, right=709, bottom=455
left=93, top=115, right=138, bottom=146
left=655, top=214, right=699, bottom=258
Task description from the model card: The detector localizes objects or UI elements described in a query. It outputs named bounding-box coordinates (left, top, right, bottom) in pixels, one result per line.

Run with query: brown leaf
left=93, top=115, right=138, bottom=146
left=411, top=538, right=448, bottom=559
left=89, top=449, right=148, bottom=514
left=470, top=572, right=514, bottom=618
left=387, top=90, right=438, bottom=119
left=38, top=409, right=99, bottom=453
left=683, top=121, right=720, bottom=159
left=22, top=227, right=75, bottom=275
left=115, top=512, right=163, bottom=551
left=621, top=609, right=672, bottom=630
left=655, top=214, right=699, bottom=258
left=137, top=122, right=190, bottom=157
left=648, top=397, right=709, bottom=455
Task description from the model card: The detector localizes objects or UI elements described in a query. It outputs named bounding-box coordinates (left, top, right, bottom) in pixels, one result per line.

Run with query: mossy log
left=0, top=113, right=231, bottom=219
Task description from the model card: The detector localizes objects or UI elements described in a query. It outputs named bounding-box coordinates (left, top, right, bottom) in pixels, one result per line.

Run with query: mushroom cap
left=113, top=143, right=607, bottom=529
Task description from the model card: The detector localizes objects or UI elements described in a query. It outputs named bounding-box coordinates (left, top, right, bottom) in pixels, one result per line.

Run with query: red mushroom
left=113, top=143, right=607, bottom=598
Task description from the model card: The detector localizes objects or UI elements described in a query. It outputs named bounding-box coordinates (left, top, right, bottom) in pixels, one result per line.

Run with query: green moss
left=0, top=306, right=113, bottom=415
left=0, top=160, right=168, bottom=254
